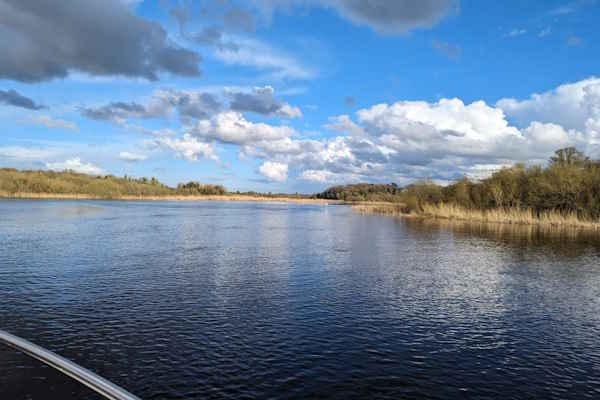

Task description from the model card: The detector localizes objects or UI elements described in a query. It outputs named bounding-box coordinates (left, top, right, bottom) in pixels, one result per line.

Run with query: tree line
left=318, top=148, right=600, bottom=220
left=0, top=169, right=226, bottom=198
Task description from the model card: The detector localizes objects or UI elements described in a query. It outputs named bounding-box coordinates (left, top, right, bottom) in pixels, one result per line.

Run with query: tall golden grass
left=352, top=202, right=600, bottom=230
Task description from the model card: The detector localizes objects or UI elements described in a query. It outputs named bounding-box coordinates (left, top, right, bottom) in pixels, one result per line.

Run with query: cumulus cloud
left=324, top=114, right=366, bottom=137
left=496, top=77, right=600, bottom=132
left=188, top=111, right=296, bottom=145
left=0, top=89, right=44, bottom=110
left=46, top=157, right=105, bottom=175
left=300, top=169, right=345, bottom=183
left=254, top=80, right=600, bottom=185
left=226, top=86, right=301, bottom=117
left=28, top=115, right=78, bottom=131
left=0, top=0, right=201, bottom=82
left=142, top=77, right=600, bottom=187
left=119, top=151, right=147, bottom=162
left=151, top=133, right=217, bottom=161
left=259, top=161, right=288, bottom=182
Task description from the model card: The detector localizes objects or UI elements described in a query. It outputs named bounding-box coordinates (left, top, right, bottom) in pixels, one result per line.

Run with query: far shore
left=0, top=191, right=336, bottom=204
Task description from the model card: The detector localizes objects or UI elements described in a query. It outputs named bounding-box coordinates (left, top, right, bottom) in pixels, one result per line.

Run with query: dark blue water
left=1, top=200, right=600, bottom=399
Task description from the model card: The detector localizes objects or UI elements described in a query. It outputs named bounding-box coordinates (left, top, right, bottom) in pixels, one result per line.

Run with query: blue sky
left=1, top=0, right=600, bottom=193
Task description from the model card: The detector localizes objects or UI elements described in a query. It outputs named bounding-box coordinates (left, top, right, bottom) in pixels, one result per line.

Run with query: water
left=1, top=200, right=600, bottom=399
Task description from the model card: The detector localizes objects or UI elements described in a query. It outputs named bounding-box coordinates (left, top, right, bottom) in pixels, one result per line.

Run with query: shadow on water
left=400, top=217, right=600, bottom=258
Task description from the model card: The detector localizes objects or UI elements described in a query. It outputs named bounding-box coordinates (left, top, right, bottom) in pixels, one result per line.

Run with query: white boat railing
left=0, top=329, right=141, bottom=400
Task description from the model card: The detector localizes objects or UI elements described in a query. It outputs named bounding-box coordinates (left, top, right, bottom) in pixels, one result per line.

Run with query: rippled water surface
left=2, top=200, right=600, bottom=399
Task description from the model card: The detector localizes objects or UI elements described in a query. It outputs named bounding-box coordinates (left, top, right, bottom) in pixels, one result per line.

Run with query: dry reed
left=353, top=202, right=600, bottom=230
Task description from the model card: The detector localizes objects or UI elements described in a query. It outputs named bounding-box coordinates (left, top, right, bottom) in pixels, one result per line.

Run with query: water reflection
left=401, top=217, right=600, bottom=258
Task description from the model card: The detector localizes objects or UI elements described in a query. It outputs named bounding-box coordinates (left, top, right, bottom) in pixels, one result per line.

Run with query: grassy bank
left=0, top=191, right=331, bottom=204
left=353, top=202, right=600, bottom=230
left=0, top=168, right=325, bottom=203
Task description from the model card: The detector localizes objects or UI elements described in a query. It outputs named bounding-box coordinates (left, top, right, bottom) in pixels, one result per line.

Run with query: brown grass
left=352, top=202, right=600, bottom=230
left=0, top=191, right=333, bottom=204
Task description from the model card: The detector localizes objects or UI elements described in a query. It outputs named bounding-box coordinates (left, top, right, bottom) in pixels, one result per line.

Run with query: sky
left=1, top=0, right=600, bottom=193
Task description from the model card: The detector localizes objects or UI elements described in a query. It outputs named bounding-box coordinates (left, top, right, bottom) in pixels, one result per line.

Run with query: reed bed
left=353, top=202, right=600, bottom=230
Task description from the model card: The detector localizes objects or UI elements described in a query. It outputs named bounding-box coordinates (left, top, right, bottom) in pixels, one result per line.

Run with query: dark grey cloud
left=224, top=7, right=255, bottom=32
left=187, top=26, right=237, bottom=51
left=168, top=2, right=243, bottom=51
left=432, top=39, right=461, bottom=59
left=226, top=86, right=301, bottom=117
left=0, top=89, right=44, bottom=110
left=168, top=91, right=223, bottom=120
left=82, top=102, right=150, bottom=122
left=82, top=90, right=222, bottom=123
left=254, top=0, right=456, bottom=33
left=328, top=0, right=457, bottom=33
left=0, top=0, right=201, bottom=83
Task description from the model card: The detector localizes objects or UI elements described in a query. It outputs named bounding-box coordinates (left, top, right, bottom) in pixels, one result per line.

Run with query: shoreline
left=0, top=191, right=335, bottom=204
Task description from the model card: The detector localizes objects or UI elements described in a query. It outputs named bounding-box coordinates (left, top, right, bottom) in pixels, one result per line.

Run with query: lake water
left=1, top=200, right=600, bottom=399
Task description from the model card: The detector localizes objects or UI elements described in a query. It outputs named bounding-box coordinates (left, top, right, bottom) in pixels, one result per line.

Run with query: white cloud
left=285, top=79, right=600, bottom=184
left=496, top=77, right=600, bottom=132
left=355, top=98, right=524, bottom=160
left=152, top=133, right=217, bottom=162
left=28, top=115, right=78, bottom=131
left=299, top=169, right=352, bottom=183
left=141, top=77, right=600, bottom=186
left=259, top=161, right=288, bottom=182
left=119, top=151, right=147, bottom=162
left=214, top=36, right=315, bottom=80
left=189, top=111, right=295, bottom=145
left=324, top=114, right=366, bottom=137
left=46, top=158, right=105, bottom=175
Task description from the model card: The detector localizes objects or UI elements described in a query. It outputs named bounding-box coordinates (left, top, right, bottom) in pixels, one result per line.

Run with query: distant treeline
left=319, top=148, right=600, bottom=220
left=316, top=183, right=403, bottom=202
left=0, top=169, right=226, bottom=198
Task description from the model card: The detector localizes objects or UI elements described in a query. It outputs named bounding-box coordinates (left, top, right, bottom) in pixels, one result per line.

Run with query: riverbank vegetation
left=0, top=168, right=226, bottom=198
left=0, top=168, right=324, bottom=202
left=350, top=148, right=600, bottom=229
